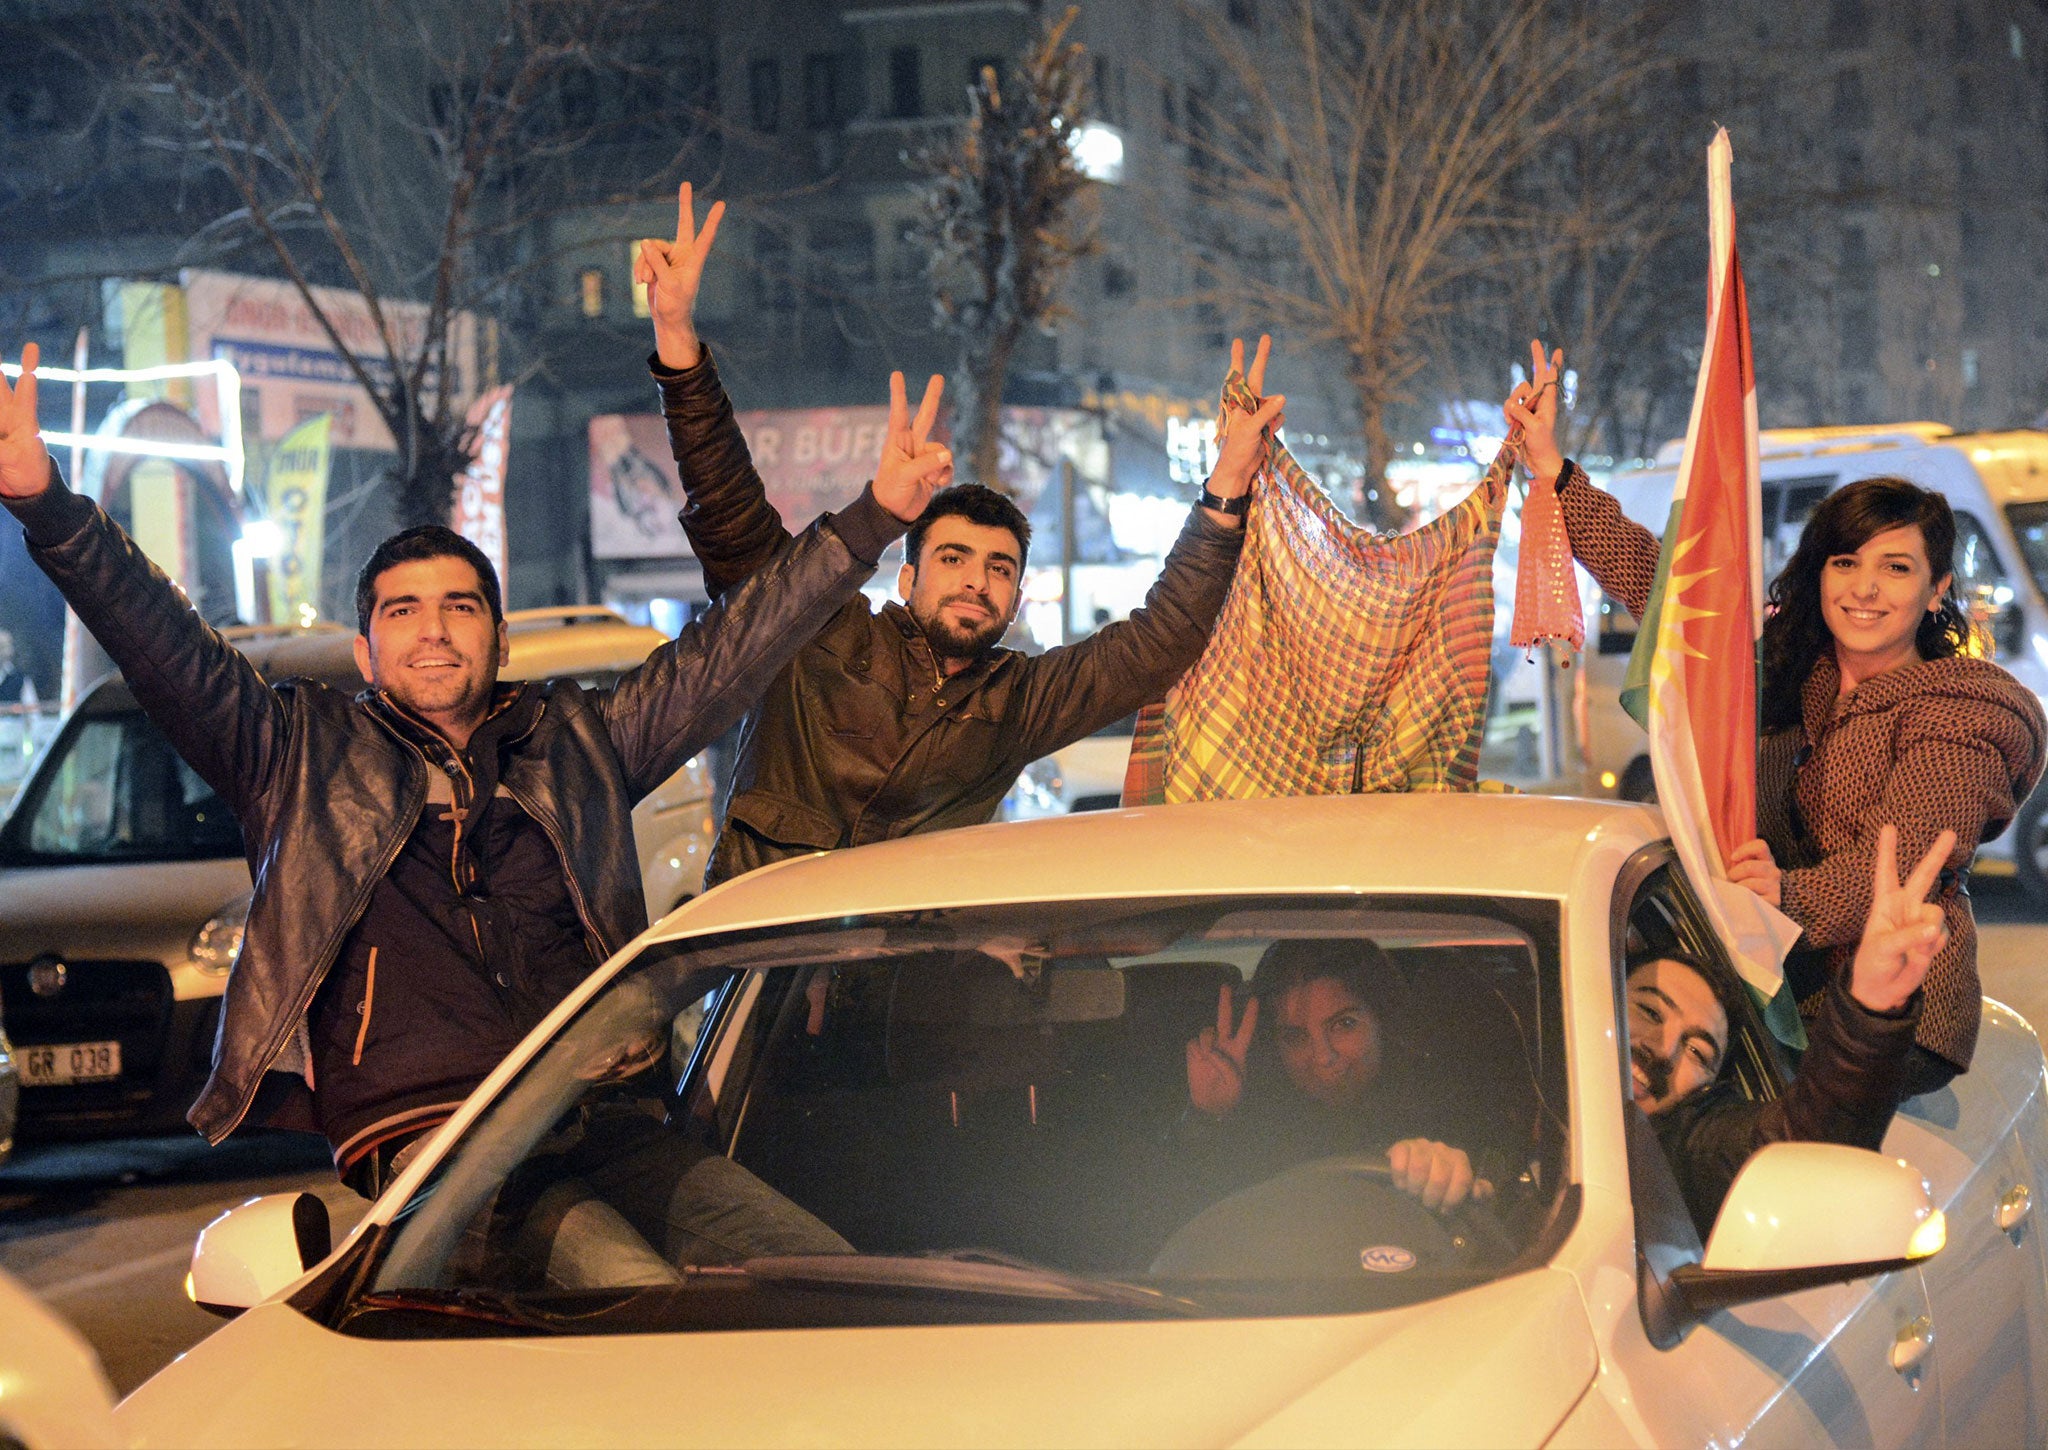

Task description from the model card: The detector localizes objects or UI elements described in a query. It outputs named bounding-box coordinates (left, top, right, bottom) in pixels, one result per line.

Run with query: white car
left=0, top=608, right=719, bottom=1140
left=20, top=793, right=2048, bottom=1446
left=0, top=1267, right=120, bottom=1450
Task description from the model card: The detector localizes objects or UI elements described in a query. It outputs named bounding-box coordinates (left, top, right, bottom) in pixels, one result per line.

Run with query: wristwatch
left=1198, top=485, right=1250, bottom=516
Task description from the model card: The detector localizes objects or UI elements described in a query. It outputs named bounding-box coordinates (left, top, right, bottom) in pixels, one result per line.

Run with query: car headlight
left=190, top=892, right=253, bottom=975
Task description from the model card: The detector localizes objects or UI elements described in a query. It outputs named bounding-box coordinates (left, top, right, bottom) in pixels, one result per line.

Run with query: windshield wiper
left=351, top=1285, right=645, bottom=1332
left=716, top=1250, right=1206, bottom=1318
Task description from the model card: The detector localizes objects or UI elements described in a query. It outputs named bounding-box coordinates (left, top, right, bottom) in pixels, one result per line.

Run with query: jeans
left=505, top=1106, right=852, bottom=1291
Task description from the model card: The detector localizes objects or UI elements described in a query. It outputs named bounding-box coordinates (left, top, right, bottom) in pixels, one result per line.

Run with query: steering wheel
left=1148, top=1154, right=1516, bottom=1280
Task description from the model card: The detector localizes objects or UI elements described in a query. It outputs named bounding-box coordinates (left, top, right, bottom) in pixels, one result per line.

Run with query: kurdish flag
left=1621, top=130, right=1803, bottom=1041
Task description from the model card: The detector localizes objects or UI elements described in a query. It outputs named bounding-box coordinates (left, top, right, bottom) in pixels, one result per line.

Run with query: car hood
left=117, top=1267, right=1597, bottom=1448
left=0, top=859, right=250, bottom=984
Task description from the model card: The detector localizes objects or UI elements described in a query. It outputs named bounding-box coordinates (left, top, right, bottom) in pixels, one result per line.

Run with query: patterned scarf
left=1122, top=374, right=1569, bottom=804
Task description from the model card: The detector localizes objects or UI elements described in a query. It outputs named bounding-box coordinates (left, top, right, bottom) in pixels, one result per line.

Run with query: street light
left=1071, top=122, right=1125, bottom=184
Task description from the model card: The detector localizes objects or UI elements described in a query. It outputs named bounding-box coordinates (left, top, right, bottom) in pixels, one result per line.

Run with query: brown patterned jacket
left=1558, top=466, right=2046, bottom=1070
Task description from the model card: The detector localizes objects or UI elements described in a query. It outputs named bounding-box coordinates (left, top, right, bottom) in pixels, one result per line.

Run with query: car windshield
left=352, top=893, right=1569, bottom=1338
left=0, top=710, right=242, bottom=864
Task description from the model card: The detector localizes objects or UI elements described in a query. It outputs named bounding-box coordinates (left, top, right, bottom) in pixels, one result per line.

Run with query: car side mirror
left=1670, top=1142, right=1943, bottom=1316
left=186, top=1191, right=333, bottom=1318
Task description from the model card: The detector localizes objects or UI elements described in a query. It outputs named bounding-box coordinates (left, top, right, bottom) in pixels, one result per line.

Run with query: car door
left=1888, top=998, right=2048, bottom=1445
left=1615, top=850, right=1943, bottom=1447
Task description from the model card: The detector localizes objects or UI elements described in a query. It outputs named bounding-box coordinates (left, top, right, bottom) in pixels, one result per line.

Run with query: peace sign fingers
left=4, top=341, right=38, bottom=421
left=1215, top=982, right=1259, bottom=1066
left=888, top=369, right=910, bottom=445
left=0, top=342, right=50, bottom=501
left=1850, top=824, right=1958, bottom=1013
left=910, top=374, right=944, bottom=452
left=1245, top=334, right=1271, bottom=397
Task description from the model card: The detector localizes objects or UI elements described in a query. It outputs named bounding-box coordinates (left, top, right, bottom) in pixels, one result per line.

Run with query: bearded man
left=1628, top=824, right=1956, bottom=1233
left=636, top=186, right=1272, bottom=886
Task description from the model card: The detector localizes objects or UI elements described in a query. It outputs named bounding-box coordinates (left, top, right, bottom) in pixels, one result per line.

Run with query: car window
left=1619, top=858, right=1782, bottom=1110
left=1762, top=474, right=1836, bottom=579
left=2005, top=501, right=2048, bottom=605
left=2, top=712, right=242, bottom=863
left=354, top=893, right=1570, bottom=1337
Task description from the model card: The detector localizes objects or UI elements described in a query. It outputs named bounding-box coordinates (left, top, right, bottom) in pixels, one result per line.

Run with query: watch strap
left=1198, top=485, right=1250, bottom=517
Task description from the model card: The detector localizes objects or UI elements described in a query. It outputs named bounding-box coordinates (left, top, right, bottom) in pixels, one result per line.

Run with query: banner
left=266, top=413, right=334, bottom=624
left=178, top=269, right=479, bottom=451
left=1622, top=129, right=1801, bottom=1034
left=454, top=385, right=512, bottom=586
left=588, top=405, right=1083, bottom=562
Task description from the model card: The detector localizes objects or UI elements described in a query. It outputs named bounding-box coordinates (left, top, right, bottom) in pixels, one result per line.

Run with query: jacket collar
left=1803, top=649, right=2024, bottom=733
left=365, top=680, right=540, bottom=764
left=878, top=600, right=1013, bottom=690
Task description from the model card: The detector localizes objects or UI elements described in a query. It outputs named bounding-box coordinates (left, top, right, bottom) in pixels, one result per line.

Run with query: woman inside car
left=1178, top=938, right=1492, bottom=1211
left=1506, top=341, right=2046, bottom=1095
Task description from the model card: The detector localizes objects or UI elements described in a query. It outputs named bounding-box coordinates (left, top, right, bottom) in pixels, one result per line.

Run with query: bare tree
left=1177, top=0, right=1642, bottom=520
left=912, top=6, right=1098, bottom=493
left=126, top=0, right=673, bottom=528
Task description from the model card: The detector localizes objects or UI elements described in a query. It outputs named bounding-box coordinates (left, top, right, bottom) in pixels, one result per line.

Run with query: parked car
left=0, top=973, right=16, bottom=1164
left=0, top=608, right=719, bottom=1141
left=1001, top=712, right=1136, bottom=819
left=27, top=793, right=2038, bottom=1447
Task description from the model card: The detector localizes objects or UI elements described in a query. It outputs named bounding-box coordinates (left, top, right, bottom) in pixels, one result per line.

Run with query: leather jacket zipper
left=501, top=775, right=614, bottom=969
left=215, top=737, right=430, bottom=1142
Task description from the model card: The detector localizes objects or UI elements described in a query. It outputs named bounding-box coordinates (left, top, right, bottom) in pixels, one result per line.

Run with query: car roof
left=76, top=608, right=670, bottom=710
left=653, top=792, right=1665, bottom=941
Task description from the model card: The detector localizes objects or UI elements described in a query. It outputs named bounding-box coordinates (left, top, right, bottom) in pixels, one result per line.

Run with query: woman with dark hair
left=1179, top=938, right=1489, bottom=1210
left=1505, top=341, right=2045, bottom=1094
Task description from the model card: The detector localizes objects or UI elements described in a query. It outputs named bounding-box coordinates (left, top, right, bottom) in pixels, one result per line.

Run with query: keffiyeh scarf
left=1122, top=373, right=1578, bottom=805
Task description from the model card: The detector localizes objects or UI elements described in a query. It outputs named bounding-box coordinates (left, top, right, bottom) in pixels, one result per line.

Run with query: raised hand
left=0, top=344, right=48, bottom=501
left=1502, top=338, right=1565, bottom=484
left=1204, top=335, right=1283, bottom=518
left=636, top=181, right=726, bottom=371
left=1850, top=824, right=1956, bottom=1014
left=1186, top=982, right=1258, bottom=1117
left=872, top=371, right=955, bottom=523
left=1388, top=1138, right=1493, bottom=1212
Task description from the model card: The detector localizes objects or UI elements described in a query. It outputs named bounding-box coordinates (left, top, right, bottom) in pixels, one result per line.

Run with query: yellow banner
left=266, top=414, right=334, bottom=624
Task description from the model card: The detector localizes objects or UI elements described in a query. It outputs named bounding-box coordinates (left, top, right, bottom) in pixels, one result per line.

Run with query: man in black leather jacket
left=0, top=337, right=951, bottom=1192
left=1631, top=825, right=1956, bottom=1235
left=635, top=187, right=1280, bottom=888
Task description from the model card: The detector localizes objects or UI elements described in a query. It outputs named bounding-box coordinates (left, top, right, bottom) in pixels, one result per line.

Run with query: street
left=0, top=1131, right=361, bottom=1397
left=4, top=876, right=2048, bottom=1402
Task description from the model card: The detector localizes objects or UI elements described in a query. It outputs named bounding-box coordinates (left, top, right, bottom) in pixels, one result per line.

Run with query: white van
left=1564, top=423, right=2048, bottom=902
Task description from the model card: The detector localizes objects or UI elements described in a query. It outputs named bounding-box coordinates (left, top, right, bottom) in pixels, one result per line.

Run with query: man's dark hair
left=904, top=484, right=1032, bottom=573
left=1624, top=947, right=1742, bottom=1071
left=354, top=526, right=504, bottom=635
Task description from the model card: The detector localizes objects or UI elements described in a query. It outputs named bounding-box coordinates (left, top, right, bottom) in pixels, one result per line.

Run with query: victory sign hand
left=1502, top=338, right=1565, bottom=484
left=0, top=344, right=49, bottom=501
left=636, top=181, right=725, bottom=371
left=1851, top=824, right=1956, bottom=1014
left=872, top=371, right=954, bottom=523
left=1204, top=335, right=1285, bottom=521
left=1187, top=982, right=1259, bottom=1116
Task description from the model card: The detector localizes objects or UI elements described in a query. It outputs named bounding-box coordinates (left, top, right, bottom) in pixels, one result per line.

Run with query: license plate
left=20, top=1040, right=122, bottom=1085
